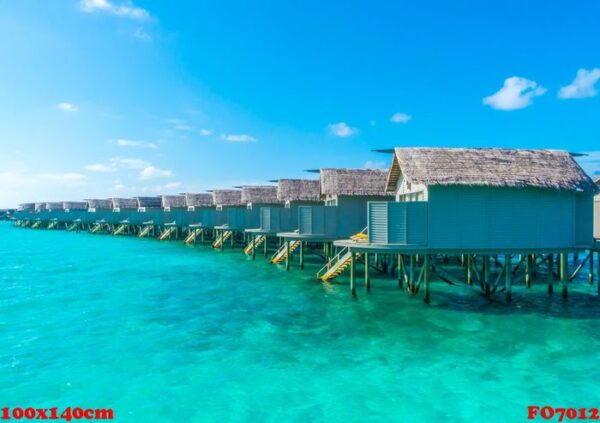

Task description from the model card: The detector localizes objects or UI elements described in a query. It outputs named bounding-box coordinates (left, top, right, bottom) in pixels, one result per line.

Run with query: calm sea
left=1, top=222, right=599, bottom=422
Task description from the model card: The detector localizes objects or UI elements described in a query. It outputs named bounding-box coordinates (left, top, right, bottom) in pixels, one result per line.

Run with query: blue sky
left=1, top=0, right=599, bottom=207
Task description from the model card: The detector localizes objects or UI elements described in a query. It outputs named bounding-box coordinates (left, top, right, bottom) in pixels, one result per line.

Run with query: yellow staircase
left=184, top=228, right=203, bottom=245
left=90, top=222, right=104, bottom=234
left=47, top=220, right=58, bottom=230
left=270, top=240, right=301, bottom=264
left=316, top=228, right=368, bottom=282
left=138, top=225, right=153, bottom=238
left=244, top=235, right=267, bottom=255
left=31, top=220, right=41, bottom=229
left=66, top=221, right=80, bottom=232
left=113, top=223, right=129, bottom=236
left=317, top=249, right=355, bottom=282
left=159, top=226, right=177, bottom=241
left=212, top=230, right=233, bottom=248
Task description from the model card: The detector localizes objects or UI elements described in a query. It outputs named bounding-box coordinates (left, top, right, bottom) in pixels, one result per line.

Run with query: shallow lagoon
left=1, top=222, right=599, bottom=422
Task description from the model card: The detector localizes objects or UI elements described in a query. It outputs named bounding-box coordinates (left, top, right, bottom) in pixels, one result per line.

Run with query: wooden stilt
left=299, top=242, right=304, bottom=270
left=350, top=251, right=356, bottom=297
left=409, top=255, right=415, bottom=292
left=560, top=252, right=568, bottom=299
left=397, top=254, right=403, bottom=289
left=423, top=255, right=430, bottom=304
left=505, top=254, right=512, bottom=302
left=264, top=236, right=268, bottom=257
left=525, top=254, right=531, bottom=288
left=483, top=255, right=490, bottom=298
left=364, top=252, right=370, bottom=290
left=547, top=253, right=554, bottom=295
left=589, top=250, right=594, bottom=285
left=252, top=234, right=256, bottom=260
left=467, top=255, right=473, bottom=285
left=285, top=240, right=290, bottom=271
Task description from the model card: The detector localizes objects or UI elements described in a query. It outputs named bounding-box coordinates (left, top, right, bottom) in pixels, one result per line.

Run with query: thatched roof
left=185, top=193, right=214, bottom=207
left=35, top=202, right=47, bottom=211
left=136, top=196, right=162, bottom=208
left=86, top=199, right=113, bottom=209
left=112, top=198, right=137, bottom=209
left=18, top=203, right=35, bottom=211
left=63, top=201, right=87, bottom=210
left=241, top=185, right=280, bottom=204
left=212, top=189, right=243, bottom=206
left=595, top=177, right=600, bottom=187
left=277, top=179, right=321, bottom=202
left=320, top=168, right=392, bottom=197
left=161, top=195, right=186, bottom=208
left=387, top=148, right=598, bottom=193
left=45, top=202, right=63, bottom=210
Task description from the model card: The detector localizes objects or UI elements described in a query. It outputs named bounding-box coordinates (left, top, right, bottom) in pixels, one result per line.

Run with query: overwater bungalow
left=14, top=203, right=35, bottom=227
left=275, top=168, right=393, bottom=269
left=183, top=193, right=221, bottom=245
left=210, top=189, right=244, bottom=249
left=61, top=201, right=88, bottom=231
left=213, top=186, right=281, bottom=250
left=129, top=196, right=163, bottom=238
left=332, top=147, right=598, bottom=301
left=595, top=177, right=600, bottom=240
left=107, top=198, right=138, bottom=235
left=245, top=179, right=321, bottom=259
left=84, top=199, right=114, bottom=233
left=159, top=194, right=187, bottom=240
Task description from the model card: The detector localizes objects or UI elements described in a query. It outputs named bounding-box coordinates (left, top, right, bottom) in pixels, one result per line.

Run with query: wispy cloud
left=363, top=160, right=387, bottom=169
left=168, top=119, right=192, bottom=131
left=139, top=165, right=174, bottom=180
left=133, top=27, right=151, bottom=41
left=57, top=102, right=78, bottom=112
left=115, top=139, right=157, bottom=149
left=84, top=163, right=115, bottom=172
left=199, top=129, right=213, bottom=136
left=390, top=112, right=411, bottom=123
left=328, top=122, right=358, bottom=138
left=559, top=68, right=600, bottom=99
left=43, top=172, right=87, bottom=183
left=483, top=76, right=546, bottom=111
left=110, top=157, right=149, bottom=169
left=575, top=151, right=600, bottom=176
left=79, top=0, right=150, bottom=20
left=220, top=134, right=257, bottom=143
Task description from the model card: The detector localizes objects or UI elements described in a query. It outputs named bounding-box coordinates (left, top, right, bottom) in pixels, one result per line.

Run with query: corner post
left=423, top=254, right=430, bottom=304
left=560, top=252, right=568, bottom=299
left=364, top=252, right=370, bottom=290
left=505, top=254, right=512, bottom=303
left=350, top=250, right=356, bottom=297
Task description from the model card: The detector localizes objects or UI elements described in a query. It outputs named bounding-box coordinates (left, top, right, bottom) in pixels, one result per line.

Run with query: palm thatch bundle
left=63, top=201, right=87, bottom=210
left=185, top=193, right=214, bottom=208
left=212, top=189, right=243, bottom=207
left=86, top=199, right=113, bottom=209
left=241, top=185, right=280, bottom=204
left=320, top=168, right=392, bottom=197
left=136, top=196, right=162, bottom=208
left=277, top=179, right=321, bottom=202
left=388, top=148, right=598, bottom=193
left=161, top=195, right=186, bottom=209
left=35, top=202, right=47, bottom=212
left=111, top=198, right=138, bottom=209
left=18, top=203, right=35, bottom=211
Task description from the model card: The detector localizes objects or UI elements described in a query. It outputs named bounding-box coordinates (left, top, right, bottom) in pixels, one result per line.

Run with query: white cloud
left=363, top=160, right=387, bottom=169
left=575, top=151, right=600, bottom=177
left=558, top=68, right=600, bottom=99
left=115, top=139, right=157, bottom=149
left=133, top=27, right=151, bottom=41
left=328, top=122, right=358, bottom=138
left=220, top=134, right=257, bottom=143
left=43, top=172, right=87, bottom=183
left=168, top=119, right=192, bottom=131
left=79, top=0, right=149, bottom=20
left=139, top=166, right=174, bottom=180
left=390, top=113, right=411, bottom=123
left=110, top=157, right=149, bottom=170
left=85, top=163, right=115, bottom=172
left=483, top=76, right=547, bottom=111
left=57, top=103, right=78, bottom=112
left=163, top=182, right=182, bottom=190
left=199, top=129, right=213, bottom=136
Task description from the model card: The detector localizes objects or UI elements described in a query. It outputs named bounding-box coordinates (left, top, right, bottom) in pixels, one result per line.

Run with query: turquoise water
left=2, top=221, right=600, bottom=422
